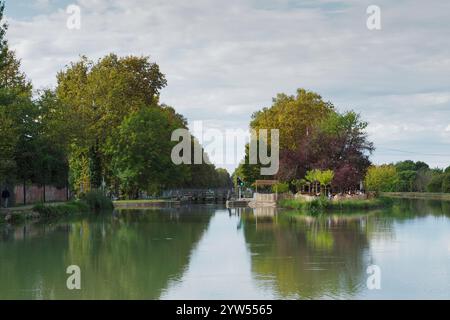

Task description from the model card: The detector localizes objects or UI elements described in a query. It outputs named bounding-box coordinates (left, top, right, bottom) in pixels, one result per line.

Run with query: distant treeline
left=365, top=161, right=450, bottom=193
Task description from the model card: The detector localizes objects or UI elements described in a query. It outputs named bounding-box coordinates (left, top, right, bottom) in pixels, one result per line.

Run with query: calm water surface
left=0, top=199, right=449, bottom=299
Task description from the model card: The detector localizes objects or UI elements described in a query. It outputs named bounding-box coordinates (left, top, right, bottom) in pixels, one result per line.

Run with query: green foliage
left=56, top=54, right=168, bottom=190
left=79, top=190, right=113, bottom=211
left=272, top=182, right=290, bottom=193
left=427, top=174, right=445, bottom=192
left=318, top=170, right=334, bottom=186
left=442, top=173, right=450, bottom=193
left=364, top=165, right=398, bottom=192
left=32, top=201, right=89, bottom=219
left=246, top=90, right=373, bottom=190
left=279, top=197, right=390, bottom=214
left=232, top=144, right=263, bottom=187
left=395, top=160, right=417, bottom=172
left=396, top=170, right=417, bottom=192
left=250, top=89, right=334, bottom=150
left=303, top=169, right=334, bottom=194
left=106, top=106, right=189, bottom=198
left=214, top=168, right=233, bottom=188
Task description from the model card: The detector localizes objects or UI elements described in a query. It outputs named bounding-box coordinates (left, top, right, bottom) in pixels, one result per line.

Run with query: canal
left=0, top=199, right=449, bottom=299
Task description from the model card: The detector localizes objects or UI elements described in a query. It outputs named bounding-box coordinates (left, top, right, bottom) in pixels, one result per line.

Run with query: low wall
left=253, top=193, right=294, bottom=202
left=13, top=184, right=68, bottom=205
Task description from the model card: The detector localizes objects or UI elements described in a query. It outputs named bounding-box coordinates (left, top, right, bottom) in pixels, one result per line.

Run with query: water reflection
left=0, top=207, right=214, bottom=299
left=0, top=200, right=449, bottom=299
left=238, top=207, right=373, bottom=299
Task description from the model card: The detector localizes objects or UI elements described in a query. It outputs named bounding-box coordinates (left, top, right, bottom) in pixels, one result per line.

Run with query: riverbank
left=278, top=197, right=391, bottom=213
left=0, top=191, right=113, bottom=225
left=382, top=192, right=450, bottom=201
left=113, top=199, right=181, bottom=209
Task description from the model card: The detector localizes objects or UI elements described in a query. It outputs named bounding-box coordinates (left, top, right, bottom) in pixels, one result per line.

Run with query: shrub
left=279, top=197, right=390, bottom=213
left=33, top=201, right=89, bottom=219
left=80, top=190, right=113, bottom=211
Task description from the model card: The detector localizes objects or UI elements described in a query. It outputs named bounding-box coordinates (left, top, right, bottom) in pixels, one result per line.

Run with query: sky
left=4, top=0, right=450, bottom=172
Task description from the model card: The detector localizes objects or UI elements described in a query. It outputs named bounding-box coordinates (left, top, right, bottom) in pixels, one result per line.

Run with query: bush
left=33, top=201, right=89, bottom=219
left=80, top=190, right=113, bottom=211
left=279, top=197, right=390, bottom=213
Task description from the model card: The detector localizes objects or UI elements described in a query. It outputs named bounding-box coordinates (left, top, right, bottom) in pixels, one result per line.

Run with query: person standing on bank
left=1, top=188, right=10, bottom=208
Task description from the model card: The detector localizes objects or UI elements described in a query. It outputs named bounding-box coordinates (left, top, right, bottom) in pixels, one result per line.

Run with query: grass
left=382, top=192, right=450, bottom=201
left=278, top=196, right=392, bottom=214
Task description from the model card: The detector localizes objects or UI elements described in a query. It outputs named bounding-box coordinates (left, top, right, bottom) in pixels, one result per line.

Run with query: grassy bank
left=32, top=201, right=89, bottom=219
left=33, top=191, right=113, bottom=218
left=278, top=197, right=391, bottom=214
left=1, top=191, right=113, bottom=225
left=113, top=199, right=179, bottom=209
left=382, top=192, right=450, bottom=201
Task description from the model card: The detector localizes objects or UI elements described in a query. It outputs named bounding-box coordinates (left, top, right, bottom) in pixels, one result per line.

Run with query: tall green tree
left=106, top=105, right=189, bottom=198
left=250, top=89, right=334, bottom=150
left=56, top=54, right=167, bottom=189
left=365, top=165, right=399, bottom=192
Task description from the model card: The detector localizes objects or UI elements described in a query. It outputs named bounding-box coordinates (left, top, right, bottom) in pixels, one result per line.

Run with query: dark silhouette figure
left=1, top=188, right=10, bottom=208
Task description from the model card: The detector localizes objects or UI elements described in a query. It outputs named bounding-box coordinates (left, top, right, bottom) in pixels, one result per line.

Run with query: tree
left=56, top=54, right=167, bottom=189
left=0, top=1, right=38, bottom=188
left=364, top=165, right=399, bottom=192
left=442, top=173, right=450, bottom=193
left=277, top=110, right=373, bottom=187
left=250, top=89, right=334, bottom=150
left=395, top=160, right=417, bottom=172
left=0, top=106, right=17, bottom=183
left=396, top=170, right=417, bottom=192
left=232, top=144, right=263, bottom=187
left=305, top=169, right=321, bottom=194
left=106, top=105, right=189, bottom=198
left=427, top=174, right=444, bottom=193
left=414, top=168, right=433, bottom=192
left=0, top=0, right=8, bottom=72
left=332, top=164, right=360, bottom=193
left=317, top=170, right=334, bottom=195
left=312, top=111, right=374, bottom=178
left=215, top=168, right=233, bottom=188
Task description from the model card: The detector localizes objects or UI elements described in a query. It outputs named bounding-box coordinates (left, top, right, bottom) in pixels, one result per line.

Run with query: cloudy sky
left=5, top=0, right=450, bottom=172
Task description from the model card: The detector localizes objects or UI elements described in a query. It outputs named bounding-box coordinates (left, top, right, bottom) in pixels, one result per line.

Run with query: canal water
left=0, top=199, right=449, bottom=299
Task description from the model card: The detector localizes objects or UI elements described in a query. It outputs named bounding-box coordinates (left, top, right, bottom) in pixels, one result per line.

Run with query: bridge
left=162, top=188, right=235, bottom=203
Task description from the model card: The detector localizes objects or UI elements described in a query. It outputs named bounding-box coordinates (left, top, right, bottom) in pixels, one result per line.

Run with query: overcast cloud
left=5, top=0, right=450, bottom=172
